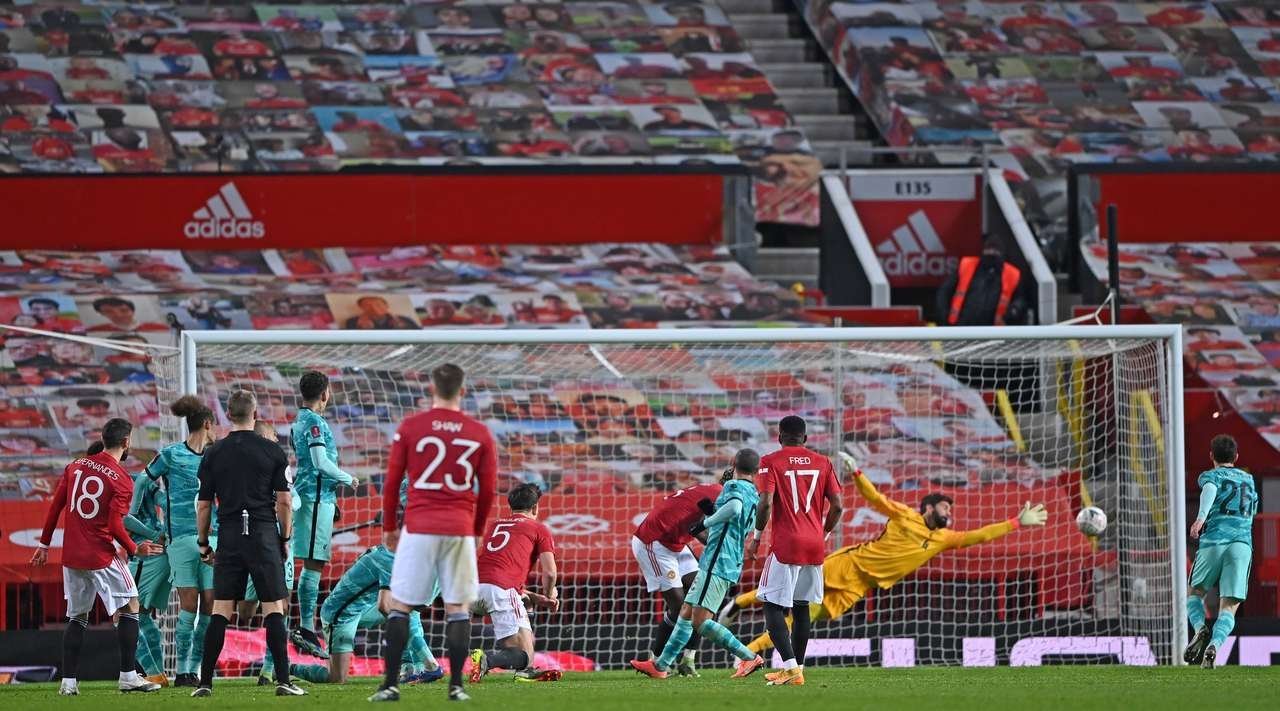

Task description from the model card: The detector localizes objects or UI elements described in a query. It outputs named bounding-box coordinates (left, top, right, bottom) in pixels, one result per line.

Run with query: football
left=1076, top=506, right=1108, bottom=536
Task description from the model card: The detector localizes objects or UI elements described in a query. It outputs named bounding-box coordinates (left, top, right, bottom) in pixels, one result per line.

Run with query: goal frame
left=179, top=324, right=1187, bottom=664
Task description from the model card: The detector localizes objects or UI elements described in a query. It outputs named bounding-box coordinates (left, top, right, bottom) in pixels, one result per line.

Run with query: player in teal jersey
left=291, top=371, right=357, bottom=658
left=631, top=449, right=767, bottom=679
left=287, top=546, right=441, bottom=685
left=145, top=396, right=217, bottom=687
left=1184, top=434, right=1258, bottom=669
left=123, top=454, right=171, bottom=686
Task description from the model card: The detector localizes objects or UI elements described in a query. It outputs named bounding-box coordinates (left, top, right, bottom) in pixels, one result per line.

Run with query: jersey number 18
left=70, top=469, right=105, bottom=520
left=412, top=436, right=481, bottom=492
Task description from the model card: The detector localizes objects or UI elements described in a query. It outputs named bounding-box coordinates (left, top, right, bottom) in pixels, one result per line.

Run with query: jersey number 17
left=412, top=436, right=481, bottom=492
left=783, top=469, right=821, bottom=513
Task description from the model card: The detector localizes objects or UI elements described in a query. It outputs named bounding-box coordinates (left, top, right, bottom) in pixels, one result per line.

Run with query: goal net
left=156, top=326, right=1185, bottom=671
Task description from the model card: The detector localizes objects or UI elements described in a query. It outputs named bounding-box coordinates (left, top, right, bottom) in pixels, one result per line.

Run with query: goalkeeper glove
left=697, top=498, right=715, bottom=516
left=838, top=451, right=859, bottom=474
left=1017, top=502, right=1048, bottom=527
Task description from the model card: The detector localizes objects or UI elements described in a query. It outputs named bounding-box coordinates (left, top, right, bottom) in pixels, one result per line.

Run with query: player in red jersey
left=631, top=476, right=726, bottom=676
left=32, top=419, right=164, bottom=696
left=468, top=483, right=561, bottom=683
left=749, top=415, right=842, bottom=687
left=375, top=363, right=498, bottom=703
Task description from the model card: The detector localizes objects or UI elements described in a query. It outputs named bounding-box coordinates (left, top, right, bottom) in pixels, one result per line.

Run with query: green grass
left=6, top=668, right=1277, bottom=710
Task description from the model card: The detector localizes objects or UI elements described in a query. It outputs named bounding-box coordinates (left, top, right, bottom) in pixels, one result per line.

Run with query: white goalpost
left=156, top=325, right=1186, bottom=670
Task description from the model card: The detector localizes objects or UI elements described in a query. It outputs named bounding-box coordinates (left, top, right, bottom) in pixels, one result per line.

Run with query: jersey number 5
left=70, top=468, right=105, bottom=520
left=487, top=522, right=515, bottom=552
left=783, top=469, right=821, bottom=513
left=412, top=436, right=481, bottom=492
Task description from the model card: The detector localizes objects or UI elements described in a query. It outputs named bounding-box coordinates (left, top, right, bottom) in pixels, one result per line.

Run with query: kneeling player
left=631, top=449, right=765, bottom=679
left=469, top=484, right=561, bottom=683
left=720, top=452, right=1046, bottom=659
left=631, top=475, right=726, bottom=676
left=289, top=545, right=442, bottom=684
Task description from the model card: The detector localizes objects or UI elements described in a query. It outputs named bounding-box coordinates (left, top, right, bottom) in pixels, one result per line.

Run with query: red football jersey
left=39, top=452, right=136, bottom=569
left=384, top=407, right=498, bottom=537
left=477, top=514, right=555, bottom=590
left=634, top=483, right=722, bottom=550
left=757, top=446, right=840, bottom=565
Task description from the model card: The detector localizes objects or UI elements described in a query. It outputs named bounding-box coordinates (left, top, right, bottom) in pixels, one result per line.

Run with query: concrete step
left=760, top=62, right=830, bottom=88
left=794, top=114, right=858, bottom=141
left=811, top=140, right=874, bottom=167
left=728, top=13, right=797, bottom=40
left=718, top=0, right=776, bottom=14
left=755, top=247, right=820, bottom=290
left=775, top=87, right=842, bottom=114
left=746, top=37, right=810, bottom=63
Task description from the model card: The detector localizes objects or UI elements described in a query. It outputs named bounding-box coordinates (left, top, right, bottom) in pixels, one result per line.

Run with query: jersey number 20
left=412, top=436, right=481, bottom=492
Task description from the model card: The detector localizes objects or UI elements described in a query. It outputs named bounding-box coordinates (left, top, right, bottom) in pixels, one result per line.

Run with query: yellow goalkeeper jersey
left=824, top=472, right=1016, bottom=592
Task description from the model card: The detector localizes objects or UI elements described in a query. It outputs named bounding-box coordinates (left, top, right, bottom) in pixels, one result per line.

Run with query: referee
left=193, top=390, right=305, bottom=698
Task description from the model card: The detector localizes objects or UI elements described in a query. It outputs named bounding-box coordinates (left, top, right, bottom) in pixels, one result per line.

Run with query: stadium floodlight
left=154, top=326, right=1185, bottom=670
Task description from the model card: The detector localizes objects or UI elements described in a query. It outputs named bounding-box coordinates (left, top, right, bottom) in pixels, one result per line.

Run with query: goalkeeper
left=719, top=453, right=1048, bottom=655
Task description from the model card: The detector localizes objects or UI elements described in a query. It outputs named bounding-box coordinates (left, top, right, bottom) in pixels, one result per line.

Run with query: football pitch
left=5, top=667, right=1277, bottom=710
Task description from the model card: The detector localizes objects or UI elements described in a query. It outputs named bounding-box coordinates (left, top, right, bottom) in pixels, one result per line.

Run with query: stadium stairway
left=724, top=0, right=874, bottom=167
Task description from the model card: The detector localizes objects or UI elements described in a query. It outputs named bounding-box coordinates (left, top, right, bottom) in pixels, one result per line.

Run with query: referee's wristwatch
left=197, top=539, right=211, bottom=552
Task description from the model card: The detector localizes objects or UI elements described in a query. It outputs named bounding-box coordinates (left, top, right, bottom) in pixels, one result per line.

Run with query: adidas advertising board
left=184, top=182, right=266, bottom=239
left=1, top=174, right=726, bottom=249
left=847, top=171, right=983, bottom=288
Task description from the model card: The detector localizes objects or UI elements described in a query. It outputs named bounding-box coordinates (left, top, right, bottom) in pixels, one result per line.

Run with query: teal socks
left=1187, top=595, right=1206, bottom=633
left=137, top=614, right=164, bottom=676
left=699, top=619, right=756, bottom=661
left=176, top=609, right=197, bottom=674
left=1211, top=610, right=1236, bottom=648
left=298, top=568, right=320, bottom=632
left=656, top=617, right=693, bottom=671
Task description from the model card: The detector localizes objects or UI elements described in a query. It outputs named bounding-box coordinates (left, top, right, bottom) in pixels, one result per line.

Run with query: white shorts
left=757, top=554, right=823, bottom=608
left=64, top=559, right=136, bottom=617
left=474, top=582, right=531, bottom=641
left=631, top=537, right=699, bottom=593
left=390, top=531, right=477, bottom=606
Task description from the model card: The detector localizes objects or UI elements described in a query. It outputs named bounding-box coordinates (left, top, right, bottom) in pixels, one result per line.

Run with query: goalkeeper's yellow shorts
left=814, top=561, right=875, bottom=622
left=819, top=572, right=873, bottom=620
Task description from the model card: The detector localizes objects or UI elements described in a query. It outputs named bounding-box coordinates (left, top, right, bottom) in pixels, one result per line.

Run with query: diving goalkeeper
left=718, top=453, right=1048, bottom=654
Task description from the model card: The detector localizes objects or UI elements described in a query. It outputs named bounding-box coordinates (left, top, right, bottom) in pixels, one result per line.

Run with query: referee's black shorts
left=213, top=523, right=287, bottom=602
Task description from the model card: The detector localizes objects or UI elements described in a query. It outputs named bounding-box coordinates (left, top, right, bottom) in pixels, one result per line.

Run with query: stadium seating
left=0, top=1, right=823, bottom=224
left=800, top=0, right=1280, bottom=233
left=1080, top=239, right=1280, bottom=453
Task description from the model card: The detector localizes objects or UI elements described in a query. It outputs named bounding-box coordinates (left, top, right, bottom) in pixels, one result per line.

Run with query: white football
left=1076, top=506, right=1108, bottom=536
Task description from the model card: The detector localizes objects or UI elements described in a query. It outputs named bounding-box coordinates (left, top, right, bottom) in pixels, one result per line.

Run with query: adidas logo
left=875, top=210, right=956, bottom=277
left=183, top=182, right=265, bottom=239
